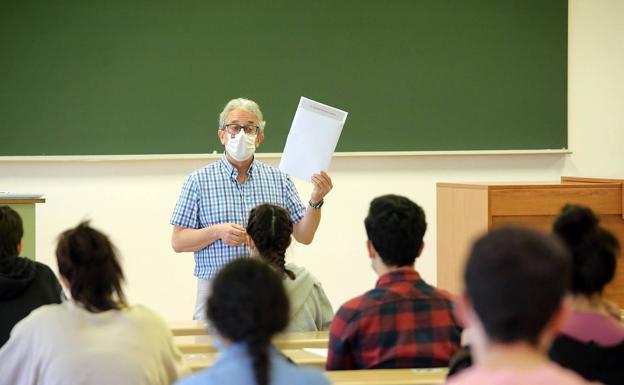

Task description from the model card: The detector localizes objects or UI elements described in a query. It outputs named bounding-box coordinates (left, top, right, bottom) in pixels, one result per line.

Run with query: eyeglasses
left=223, top=123, right=259, bottom=135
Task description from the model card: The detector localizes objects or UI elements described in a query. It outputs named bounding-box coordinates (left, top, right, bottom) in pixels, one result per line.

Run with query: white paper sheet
left=302, top=348, right=328, bottom=358
left=279, top=97, right=348, bottom=182
left=0, top=193, right=44, bottom=199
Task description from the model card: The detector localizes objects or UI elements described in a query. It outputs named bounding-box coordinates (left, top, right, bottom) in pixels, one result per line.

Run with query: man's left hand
left=310, top=171, right=333, bottom=204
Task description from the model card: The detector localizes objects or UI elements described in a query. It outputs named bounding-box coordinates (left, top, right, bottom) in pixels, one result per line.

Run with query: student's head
left=364, top=194, right=427, bottom=269
left=552, top=204, right=619, bottom=297
left=55, top=221, right=126, bottom=312
left=0, top=206, right=23, bottom=259
left=246, top=204, right=295, bottom=280
left=207, top=258, right=289, bottom=385
left=463, top=227, right=570, bottom=348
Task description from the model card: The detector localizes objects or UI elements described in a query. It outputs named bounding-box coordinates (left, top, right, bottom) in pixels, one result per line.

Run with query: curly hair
left=553, top=204, right=619, bottom=295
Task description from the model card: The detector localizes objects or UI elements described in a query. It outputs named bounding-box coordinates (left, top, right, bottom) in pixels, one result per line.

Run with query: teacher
left=171, top=98, right=333, bottom=319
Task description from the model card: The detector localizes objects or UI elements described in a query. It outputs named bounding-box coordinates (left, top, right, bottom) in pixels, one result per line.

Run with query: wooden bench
left=183, top=349, right=326, bottom=372
left=326, top=368, right=448, bottom=385
left=175, top=331, right=329, bottom=354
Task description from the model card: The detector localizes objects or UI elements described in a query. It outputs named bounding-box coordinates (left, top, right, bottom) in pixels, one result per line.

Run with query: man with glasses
left=170, top=98, right=333, bottom=319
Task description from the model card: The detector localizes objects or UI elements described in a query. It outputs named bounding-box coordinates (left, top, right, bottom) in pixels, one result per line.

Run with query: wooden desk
left=437, top=176, right=624, bottom=307
left=169, top=320, right=208, bottom=336
left=183, top=349, right=326, bottom=372
left=326, top=368, right=448, bottom=385
left=175, top=331, right=329, bottom=354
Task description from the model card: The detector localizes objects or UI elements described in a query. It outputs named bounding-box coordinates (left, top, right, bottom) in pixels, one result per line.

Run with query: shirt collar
left=375, top=268, right=421, bottom=288
left=219, top=152, right=256, bottom=180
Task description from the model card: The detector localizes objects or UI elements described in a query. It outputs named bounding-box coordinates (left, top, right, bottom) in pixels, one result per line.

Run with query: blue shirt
left=175, top=343, right=330, bottom=385
left=171, top=154, right=306, bottom=279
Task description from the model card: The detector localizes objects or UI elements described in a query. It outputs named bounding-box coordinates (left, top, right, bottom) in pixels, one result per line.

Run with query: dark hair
left=552, top=204, right=619, bottom=295
left=55, top=221, right=126, bottom=312
left=465, top=227, right=570, bottom=345
left=207, top=258, right=289, bottom=385
left=247, top=204, right=295, bottom=280
left=364, top=194, right=427, bottom=267
left=0, top=206, right=23, bottom=259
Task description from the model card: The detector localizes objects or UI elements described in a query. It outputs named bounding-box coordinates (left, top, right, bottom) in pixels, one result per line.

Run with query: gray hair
left=218, top=98, right=266, bottom=132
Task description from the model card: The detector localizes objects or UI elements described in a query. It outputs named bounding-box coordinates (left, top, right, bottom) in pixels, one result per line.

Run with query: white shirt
left=0, top=301, right=189, bottom=385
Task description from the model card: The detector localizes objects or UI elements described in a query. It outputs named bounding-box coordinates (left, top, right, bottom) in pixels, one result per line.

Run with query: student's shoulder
left=32, top=260, right=59, bottom=282
left=335, top=289, right=379, bottom=321
left=125, top=304, right=169, bottom=328
left=15, top=301, right=67, bottom=331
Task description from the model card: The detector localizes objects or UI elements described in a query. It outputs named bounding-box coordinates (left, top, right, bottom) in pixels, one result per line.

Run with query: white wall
left=0, top=0, right=622, bottom=320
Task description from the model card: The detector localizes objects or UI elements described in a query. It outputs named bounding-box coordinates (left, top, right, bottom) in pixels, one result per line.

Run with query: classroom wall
left=0, top=0, right=622, bottom=320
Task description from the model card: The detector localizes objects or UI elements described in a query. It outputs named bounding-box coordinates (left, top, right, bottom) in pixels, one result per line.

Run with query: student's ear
left=246, top=235, right=255, bottom=252
left=366, top=240, right=376, bottom=260
left=60, top=275, right=71, bottom=291
left=17, top=239, right=23, bottom=256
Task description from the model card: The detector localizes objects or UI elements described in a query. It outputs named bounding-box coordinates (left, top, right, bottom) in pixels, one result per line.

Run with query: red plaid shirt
left=326, top=268, right=461, bottom=370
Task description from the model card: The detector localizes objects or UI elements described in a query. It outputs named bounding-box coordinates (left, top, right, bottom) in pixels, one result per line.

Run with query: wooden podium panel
left=437, top=177, right=624, bottom=307
left=0, top=197, right=46, bottom=260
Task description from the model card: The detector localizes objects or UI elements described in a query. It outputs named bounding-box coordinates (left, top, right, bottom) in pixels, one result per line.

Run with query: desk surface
left=175, top=331, right=329, bottom=353
left=326, top=368, right=448, bottom=385
left=169, top=320, right=208, bottom=336
left=183, top=349, right=326, bottom=372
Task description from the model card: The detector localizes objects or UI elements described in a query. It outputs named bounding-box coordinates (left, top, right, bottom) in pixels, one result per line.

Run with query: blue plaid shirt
left=171, top=154, right=306, bottom=279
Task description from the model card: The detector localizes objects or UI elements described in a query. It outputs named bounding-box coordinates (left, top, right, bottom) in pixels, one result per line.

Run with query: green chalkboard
left=0, top=0, right=567, bottom=155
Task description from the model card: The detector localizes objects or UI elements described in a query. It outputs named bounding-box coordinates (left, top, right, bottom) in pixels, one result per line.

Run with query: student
left=446, top=227, right=596, bottom=385
left=0, top=221, right=188, bottom=385
left=326, top=194, right=461, bottom=370
left=0, top=206, right=63, bottom=348
left=246, top=204, right=333, bottom=332
left=549, top=205, right=624, bottom=384
left=175, top=258, right=330, bottom=385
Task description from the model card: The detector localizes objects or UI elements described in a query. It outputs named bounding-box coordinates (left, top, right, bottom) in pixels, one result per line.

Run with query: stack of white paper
left=279, top=97, right=348, bottom=182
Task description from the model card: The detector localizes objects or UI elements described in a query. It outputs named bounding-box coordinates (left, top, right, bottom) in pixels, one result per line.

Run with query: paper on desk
left=279, top=97, right=347, bottom=182
left=303, top=348, right=328, bottom=358
left=0, top=193, right=44, bottom=199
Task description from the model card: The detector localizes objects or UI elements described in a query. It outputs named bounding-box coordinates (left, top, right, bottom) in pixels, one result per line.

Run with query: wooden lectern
left=0, top=196, right=46, bottom=260
left=437, top=177, right=624, bottom=307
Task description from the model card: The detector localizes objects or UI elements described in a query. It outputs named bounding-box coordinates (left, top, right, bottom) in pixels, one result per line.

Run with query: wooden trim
left=0, top=198, right=46, bottom=204
left=438, top=182, right=621, bottom=190
left=0, top=149, right=571, bottom=163
left=561, top=176, right=624, bottom=184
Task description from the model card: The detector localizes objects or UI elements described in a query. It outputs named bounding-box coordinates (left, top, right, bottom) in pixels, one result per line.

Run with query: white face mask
left=225, top=130, right=257, bottom=161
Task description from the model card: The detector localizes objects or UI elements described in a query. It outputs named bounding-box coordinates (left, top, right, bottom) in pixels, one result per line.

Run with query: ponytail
left=207, top=258, right=290, bottom=385
left=247, top=204, right=296, bottom=280
left=56, top=221, right=126, bottom=312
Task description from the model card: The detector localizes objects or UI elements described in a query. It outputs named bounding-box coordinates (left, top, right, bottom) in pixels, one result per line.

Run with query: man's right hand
left=215, top=223, right=247, bottom=247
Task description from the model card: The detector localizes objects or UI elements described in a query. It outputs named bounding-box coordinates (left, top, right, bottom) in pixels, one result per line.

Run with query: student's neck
left=570, top=293, right=610, bottom=316
left=476, top=342, right=549, bottom=370
left=225, top=153, right=253, bottom=183
left=376, top=264, right=414, bottom=276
